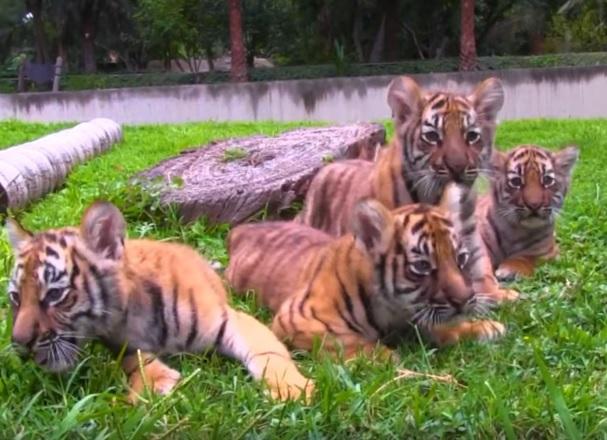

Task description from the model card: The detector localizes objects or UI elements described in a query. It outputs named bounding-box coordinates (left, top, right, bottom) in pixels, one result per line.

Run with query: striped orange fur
left=296, top=75, right=518, bottom=305
left=6, top=202, right=313, bottom=403
left=477, top=145, right=579, bottom=280
left=227, top=185, right=506, bottom=359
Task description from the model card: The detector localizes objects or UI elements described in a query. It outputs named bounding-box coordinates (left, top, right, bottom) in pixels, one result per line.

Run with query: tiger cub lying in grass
left=477, top=144, right=579, bottom=280
left=227, top=185, right=505, bottom=359
left=6, top=201, right=313, bottom=403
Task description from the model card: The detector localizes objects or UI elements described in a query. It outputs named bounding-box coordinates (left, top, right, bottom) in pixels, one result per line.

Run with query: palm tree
left=459, top=0, right=477, bottom=71
left=228, top=0, right=247, bottom=82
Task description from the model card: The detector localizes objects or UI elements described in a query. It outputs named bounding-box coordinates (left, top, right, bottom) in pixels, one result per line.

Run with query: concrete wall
left=0, top=66, right=606, bottom=124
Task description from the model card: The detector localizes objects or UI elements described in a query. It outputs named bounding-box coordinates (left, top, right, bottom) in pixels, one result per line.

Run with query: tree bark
left=137, top=123, right=386, bottom=225
left=26, top=0, right=49, bottom=64
left=459, top=0, right=477, bottom=71
left=0, top=119, right=122, bottom=211
left=228, top=0, right=247, bottom=82
left=380, top=0, right=400, bottom=62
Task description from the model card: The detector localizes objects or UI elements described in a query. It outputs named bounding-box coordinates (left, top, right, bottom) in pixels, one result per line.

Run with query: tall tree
left=25, top=0, right=49, bottom=63
left=228, top=0, right=247, bottom=82
left=459, top=0, right=477, bottom=71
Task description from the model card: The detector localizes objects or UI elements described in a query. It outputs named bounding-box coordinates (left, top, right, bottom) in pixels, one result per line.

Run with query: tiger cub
left=477, top=145, right=579, bottom=280
left=227, top=185, right=505, bottom=359
left=5, top=202, right=313, bottom=403
left=296, top=75, right=516, bottom=304
left=297, top=75, right=504, bottom=236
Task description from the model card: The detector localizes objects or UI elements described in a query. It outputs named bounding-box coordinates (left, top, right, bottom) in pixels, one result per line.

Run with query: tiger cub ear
left=5, top=218, right=33, bottom=253
left=352, top=199, right=394, bottom=256
left=387, top=76, right=424, bottom=127
left=80, top=201, right=126, bottom=260
left=554, top=146, right=579, bottom=178
left=468, top=77, right=504, bottom=122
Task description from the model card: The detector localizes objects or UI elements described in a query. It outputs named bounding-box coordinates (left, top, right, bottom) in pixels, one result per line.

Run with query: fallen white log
left=0, top=118, right=122, bottom=211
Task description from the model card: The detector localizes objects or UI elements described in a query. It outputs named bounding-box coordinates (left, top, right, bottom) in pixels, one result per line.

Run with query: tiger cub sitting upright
left=477, top=145, right=579, bottom=280
left=226, top=185, right=505, bottom=359
left=6, top=201, right=313, bottom=403
left=297, top=75, right=504, bottom=236
left=297, top=75, right=517, bottom=304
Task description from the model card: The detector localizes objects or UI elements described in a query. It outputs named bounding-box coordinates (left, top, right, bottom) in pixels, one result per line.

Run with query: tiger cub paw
left=127, top=363, right=181, bottom=404
left=471, top=320, right=506, bottom=342
left=265, top=366, right=315, bottom=403
left=498, top=288, right=520, bottom=302
left=430, top=320, right=506, bottom=346
left=495, top=267, right=519, bottom=283
left=263, top=358, right=314, bottom=403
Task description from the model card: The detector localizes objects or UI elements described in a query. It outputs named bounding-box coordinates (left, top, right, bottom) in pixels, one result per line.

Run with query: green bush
left=2, top=52, right=607, bottom=93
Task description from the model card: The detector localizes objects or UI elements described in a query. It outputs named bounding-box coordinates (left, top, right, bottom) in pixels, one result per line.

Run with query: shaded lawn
left=0, top=119, right=605, bottom=438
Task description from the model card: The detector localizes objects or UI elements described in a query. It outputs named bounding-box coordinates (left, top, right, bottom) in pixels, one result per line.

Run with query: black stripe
left=144, top=280, right=168, bottom=347
left=298, top=253, right=328, bottom=316
left=81, top=272, right=97, bottom=316
left=431, top=97, right=447, bottom=110
left=357, top=282, right=383, bottom=337
left=512, top=230, right=552, bottom=255
left=334, top=300, right=361, bottom=334
left=335, top=264, right=363, bottom=331
left=411, top=219, right=426, bottom=234
left=214, top=311, right=228, bottom=348
left=186, top=289, right=198, bottom=348
left=377, top=255, right=388, bottom=297
left=70, top=309, right=94, bottom=321
left=310, top=307, right=342, bottom=335
left=89, top=264, right=110, bottom=310
left=172, top=285, right=180, bottom=335
left=487, top=214, right=504, bottom=253
left=391, top=166, right=401, bottom=206
left=44, top=232, right=57, bottom=242
left=45, top=246, right=59, bottom=258
left=52, top=270, right=67, bottom=283
left=395, top=286, right=418, bottom=295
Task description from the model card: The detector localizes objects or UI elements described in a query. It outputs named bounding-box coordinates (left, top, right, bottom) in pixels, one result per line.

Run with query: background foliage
left=2, top=0, right=607, bottom=78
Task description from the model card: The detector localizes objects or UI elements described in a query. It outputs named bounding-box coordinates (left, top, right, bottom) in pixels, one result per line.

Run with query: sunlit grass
left=0, top=119, right=605, bottom=438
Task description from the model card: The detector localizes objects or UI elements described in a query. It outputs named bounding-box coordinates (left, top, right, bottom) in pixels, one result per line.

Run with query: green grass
left=0, top=119, right=606, bottom=438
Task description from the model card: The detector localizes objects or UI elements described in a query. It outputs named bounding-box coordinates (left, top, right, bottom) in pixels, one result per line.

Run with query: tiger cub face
left=5, top=208, right=125, bottom=373
left=387, top=76, right=504, bottom=192
left=354, top=196, right=485, bottom=328
left=491, top=145, right=579, bottom=228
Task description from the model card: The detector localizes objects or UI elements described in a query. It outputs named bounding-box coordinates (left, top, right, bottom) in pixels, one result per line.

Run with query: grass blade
left=533, top=346, right=581, bottom=440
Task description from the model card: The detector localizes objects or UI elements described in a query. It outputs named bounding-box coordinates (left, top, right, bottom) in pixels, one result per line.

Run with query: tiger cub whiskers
left=6, top=201, right=314, bottom=403
left=227, top=184, right=505, bottom=359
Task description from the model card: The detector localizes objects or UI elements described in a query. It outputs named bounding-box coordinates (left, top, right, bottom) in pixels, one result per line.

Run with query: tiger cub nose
left=12, top=328, right=36, bottom=350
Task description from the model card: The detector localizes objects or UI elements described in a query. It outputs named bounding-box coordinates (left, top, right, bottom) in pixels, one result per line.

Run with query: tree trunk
left=228, top=0, right=248, bottom=82
left=81, top=4, right=97, bottom=73
left=380, top=0, right=400, bottom=62
left=138, top=123, right=386, bottom=225
left=0, top=119, right=122, bottom=211
left=352, top=2, right=364, bottom=62
left=206, top=47, right=215, bottom=71
left=459, top=0, right=477, bottom=71
left=369, top=15, right=386, bottom=63
left=26, top=0, right=49, bottom=64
